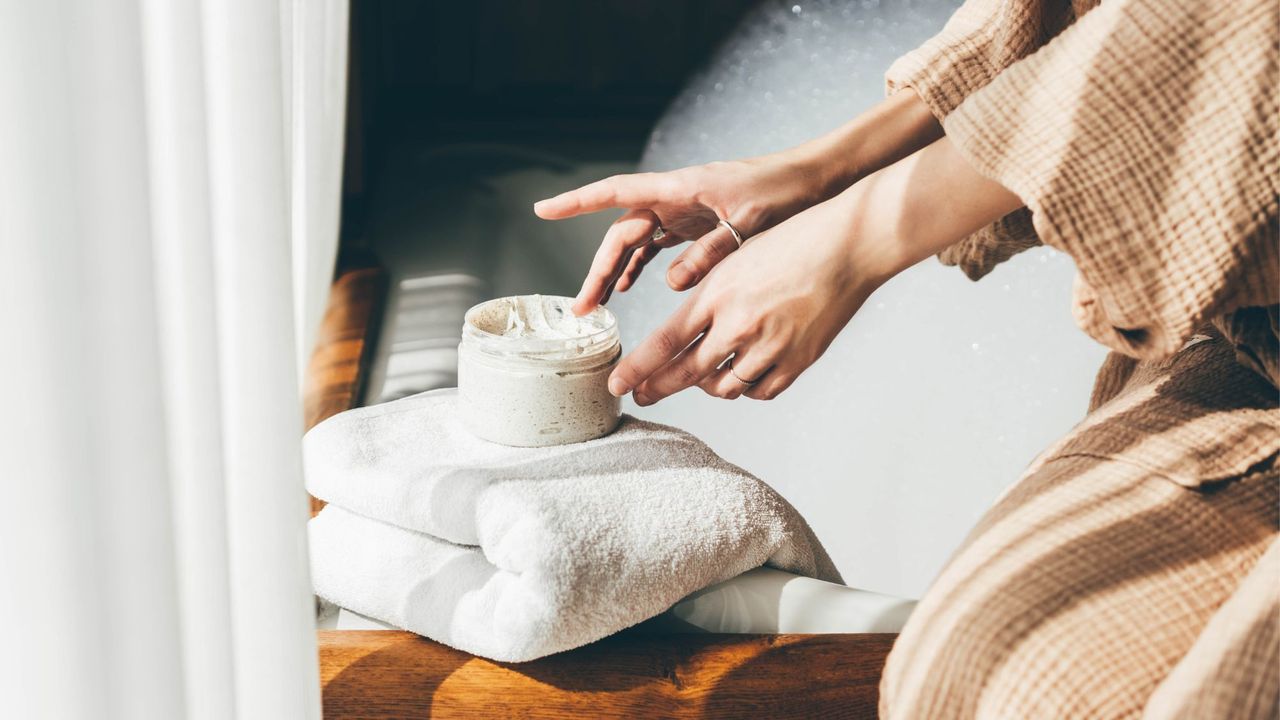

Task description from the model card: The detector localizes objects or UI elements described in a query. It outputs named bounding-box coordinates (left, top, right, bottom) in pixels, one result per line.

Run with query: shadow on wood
left=319, top=630, right=893, bottom=719
left=306, top=253, right=896, bottom=719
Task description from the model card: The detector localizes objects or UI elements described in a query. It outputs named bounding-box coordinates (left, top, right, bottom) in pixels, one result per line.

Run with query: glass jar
left=458, top=295, right=622, bottom=447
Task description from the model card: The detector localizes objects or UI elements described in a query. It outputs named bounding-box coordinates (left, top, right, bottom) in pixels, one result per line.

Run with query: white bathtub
left=321, top=567, right=916, bottom=635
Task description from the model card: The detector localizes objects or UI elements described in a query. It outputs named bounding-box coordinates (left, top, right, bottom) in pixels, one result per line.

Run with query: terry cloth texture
left=886, top=0, right=1279, bottom=387
left=305, top=389, right=840, bottom=663
left=880, top=333, right=1279, bottom=719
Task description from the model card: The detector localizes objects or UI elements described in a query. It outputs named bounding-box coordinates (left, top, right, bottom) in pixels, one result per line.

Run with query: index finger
left=607, top=299, right=709, bottom=397
left=534, top=173, right=663, bottom=220
left=573, top=209, right=657, bottom=315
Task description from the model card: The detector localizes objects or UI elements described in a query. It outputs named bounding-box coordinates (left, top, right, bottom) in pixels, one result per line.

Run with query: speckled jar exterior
left=458, top=296, right=622, bottom=447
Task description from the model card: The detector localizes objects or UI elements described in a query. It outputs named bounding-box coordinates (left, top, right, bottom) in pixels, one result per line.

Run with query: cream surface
left=471, top=295, right=607, bottom=343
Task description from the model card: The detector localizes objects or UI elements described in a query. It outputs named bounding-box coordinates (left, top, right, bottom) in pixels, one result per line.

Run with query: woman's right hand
left=533, top=154, right=830, bottom=315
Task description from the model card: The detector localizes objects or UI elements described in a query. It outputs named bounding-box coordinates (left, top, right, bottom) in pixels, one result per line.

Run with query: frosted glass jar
left=458, top=295, right=622, bottom=447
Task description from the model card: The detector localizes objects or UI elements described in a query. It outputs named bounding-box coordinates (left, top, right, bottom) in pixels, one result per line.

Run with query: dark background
left=341, top=0, right=757, bottom=243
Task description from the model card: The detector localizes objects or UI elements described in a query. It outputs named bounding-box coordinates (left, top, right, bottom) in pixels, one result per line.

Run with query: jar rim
left=461, top=295, right=619, bottom=360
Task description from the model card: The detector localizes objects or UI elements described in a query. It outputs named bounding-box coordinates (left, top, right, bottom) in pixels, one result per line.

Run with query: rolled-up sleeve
left=885, top=0, right=1076, bottom=120
left=887, top=0, right=1081, bottom=280
left=942, top=0, right=1279, bottom=362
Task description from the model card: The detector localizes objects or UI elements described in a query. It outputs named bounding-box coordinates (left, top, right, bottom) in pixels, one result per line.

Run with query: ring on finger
left=726, top=356, right=766, bottom=386
left=718, top=218, right=746, bottom=248
left=651, top=225, right=668, bottom=243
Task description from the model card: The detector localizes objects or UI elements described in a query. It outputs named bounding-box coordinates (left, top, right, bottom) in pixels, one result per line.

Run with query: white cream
left=494, top=296, right=604, bottom=340
left=458, top=295, right=621, bottom=447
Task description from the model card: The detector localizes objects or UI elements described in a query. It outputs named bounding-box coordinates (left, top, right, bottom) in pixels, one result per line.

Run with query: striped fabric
left=881, top=334, right=1278, bottom=718
left=881, top=0, right=1280, bottom=716
left=887, top=0, right=1278, bottom=386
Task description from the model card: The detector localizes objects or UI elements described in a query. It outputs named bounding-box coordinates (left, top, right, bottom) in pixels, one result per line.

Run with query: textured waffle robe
left=879, top=0, right=1279, bottom=717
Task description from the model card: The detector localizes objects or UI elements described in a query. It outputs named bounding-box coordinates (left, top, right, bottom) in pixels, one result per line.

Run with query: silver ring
left=719, top=218, right=745, bottom=247
left=651, top=225, right=668, bottom=243
left=727, top=357, right=758, bottom=386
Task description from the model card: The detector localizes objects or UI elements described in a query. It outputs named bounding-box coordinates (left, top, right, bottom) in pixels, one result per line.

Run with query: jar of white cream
left=458, top=295, right=622, bottom=447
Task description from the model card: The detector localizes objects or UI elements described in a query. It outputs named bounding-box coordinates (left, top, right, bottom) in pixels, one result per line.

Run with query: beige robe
left=879, top=0, right=1280, bottom=717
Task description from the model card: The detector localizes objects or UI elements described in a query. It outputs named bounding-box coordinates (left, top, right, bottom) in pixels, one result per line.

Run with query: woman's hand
left=534, top=155, right=831, bottom=315
left=610, top=137, right=1024, bottom=404
left=534, top=90, right=946, bottom=316
left=612, top=195, right=880, bottom=404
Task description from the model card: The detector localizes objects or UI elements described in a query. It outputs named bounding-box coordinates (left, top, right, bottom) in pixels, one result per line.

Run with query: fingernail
left=668, top=261, right=699, bottom=289
left=633, top=392, right=652, bottom=406
left=608, top=376, right=631, bottom=397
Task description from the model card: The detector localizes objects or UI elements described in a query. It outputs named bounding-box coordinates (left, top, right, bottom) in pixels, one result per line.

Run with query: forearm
left=777, top=89, right=945, bottom=204
left=835, top=136, right=1023, bottom=289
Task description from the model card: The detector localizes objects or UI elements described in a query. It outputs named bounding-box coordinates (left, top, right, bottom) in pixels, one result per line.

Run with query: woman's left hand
left=611, top=192, right=884, bottom=404
left=608, top=137, right=1024, bottom=404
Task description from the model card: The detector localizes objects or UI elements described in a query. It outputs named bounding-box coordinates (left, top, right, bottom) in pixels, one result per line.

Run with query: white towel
left=306, top=388, right=841, bottom=662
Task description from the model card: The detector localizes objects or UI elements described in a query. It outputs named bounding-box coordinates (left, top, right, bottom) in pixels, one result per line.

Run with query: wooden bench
left=305, top=260, right=895, bottom=718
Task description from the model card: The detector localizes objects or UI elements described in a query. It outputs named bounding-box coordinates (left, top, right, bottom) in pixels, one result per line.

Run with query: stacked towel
left=306, top=388, right=841, bottom=662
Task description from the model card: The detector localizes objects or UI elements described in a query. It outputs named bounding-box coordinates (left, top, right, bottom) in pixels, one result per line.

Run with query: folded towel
left=306, top=388, right=841, bottom=661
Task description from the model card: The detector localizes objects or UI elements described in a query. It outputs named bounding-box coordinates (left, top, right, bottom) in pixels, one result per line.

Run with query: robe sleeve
left=886, top=0, right=1080, bottom=279
left=942, top=0, right=1279, bottom=363
left=884, top=0, right=1075, bottom=121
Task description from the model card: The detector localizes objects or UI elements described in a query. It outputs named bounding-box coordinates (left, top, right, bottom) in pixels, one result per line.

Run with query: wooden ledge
left=319, top=630, right=893, bottom=719
left=306, top=258, right=387, bottom=515
left=306, top=257, right=895, bottom=718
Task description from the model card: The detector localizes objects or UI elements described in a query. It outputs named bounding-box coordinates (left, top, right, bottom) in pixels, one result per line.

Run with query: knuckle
left=614, top=367, right=641, bottom=388
left=691, top=290, right=721, bottom=316
left=722, top=318, right=758, bottom=346
left=722, top=325, right=750, bottom=348
left=709, top=383, right=736, bottom=400
left=736, top=200, right=765, bottom=228
left=651, top=327, right=682, bottom=356
left=686, top=241, right=714, bottom=266
left=693, top=163, right=721, bottom=183
left=596, top=176, right=622, bottom=198
left=653, top=172, right=683, bottom=196
left=674, top=362, right=701, bottom=386
left=741, top=314, right=766, bottom=337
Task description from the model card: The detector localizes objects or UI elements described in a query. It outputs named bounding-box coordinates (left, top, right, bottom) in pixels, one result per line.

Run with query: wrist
left=794, top=89, right=944, bottom=202
left=776, top=130, right=866, bottom=207
left=829, top=184, right=911, bottom=293
left=759, top=143, right=846, bottom=212
left=834, top=137, right=1024, bottom=289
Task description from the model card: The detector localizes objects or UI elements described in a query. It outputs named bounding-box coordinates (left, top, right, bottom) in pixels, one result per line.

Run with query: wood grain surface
left=319, top=630, right=893, bottom=719
left=305, top=262, right=387, bottom=515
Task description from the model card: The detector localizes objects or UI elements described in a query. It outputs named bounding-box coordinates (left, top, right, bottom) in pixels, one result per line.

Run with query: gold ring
left=727, top=357, right=758, bottom=386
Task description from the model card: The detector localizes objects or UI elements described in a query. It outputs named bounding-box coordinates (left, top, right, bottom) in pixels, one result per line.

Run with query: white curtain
left=0, top=0, right=348, bottom=717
